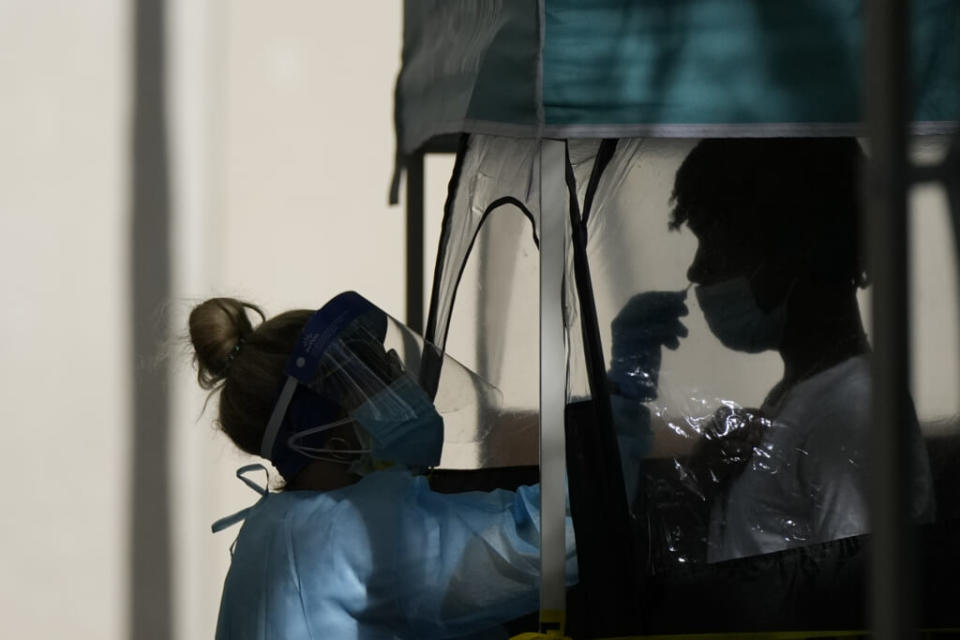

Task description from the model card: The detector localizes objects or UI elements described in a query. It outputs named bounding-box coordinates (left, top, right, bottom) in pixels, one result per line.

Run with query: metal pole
left=538, top=139, right=569, bottom=634
left=130, top=0, right=172, bottom=637
left=405, top=151, right=425, bottom=333
left=864, top=0, right=915, bottom=637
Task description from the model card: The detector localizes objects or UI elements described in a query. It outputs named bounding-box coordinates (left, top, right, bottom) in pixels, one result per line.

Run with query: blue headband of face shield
left=267, top=387, right=340, bottom=482
left=260, top=291, right=444, bottom=481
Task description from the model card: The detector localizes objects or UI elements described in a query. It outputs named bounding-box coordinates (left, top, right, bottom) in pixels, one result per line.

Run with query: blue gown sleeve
left=395, top=478, right=578, bottom=639
left=288, top=472, right=577, bottom=639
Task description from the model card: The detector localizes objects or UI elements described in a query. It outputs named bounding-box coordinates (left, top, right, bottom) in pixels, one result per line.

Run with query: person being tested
left=609, top=138, right=935, bottom=562
left=190, top=291, right=578, bottom=639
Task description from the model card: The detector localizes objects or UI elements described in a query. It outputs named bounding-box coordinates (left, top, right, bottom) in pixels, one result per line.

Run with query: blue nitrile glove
left=608, top=291, right=688, bottom=442
left=608, top=290, right=689, bottom=402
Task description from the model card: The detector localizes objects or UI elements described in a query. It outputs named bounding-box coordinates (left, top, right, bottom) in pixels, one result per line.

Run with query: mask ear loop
left=287, top=417, right=372, bottom=464
left=748, top=259, right=802, bottom=313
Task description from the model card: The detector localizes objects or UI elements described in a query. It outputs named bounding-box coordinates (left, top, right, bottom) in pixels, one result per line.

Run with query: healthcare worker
left=609, top=138, right=935, bottom=562
left=190, top=292, right=578, bottom=640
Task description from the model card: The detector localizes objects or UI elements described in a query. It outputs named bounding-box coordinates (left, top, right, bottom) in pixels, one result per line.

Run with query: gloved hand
left=608, top=290, right=689, bottom=403
left=686, top=405, right=772, bottom=499
left=610, top=394, right=654, bottom=443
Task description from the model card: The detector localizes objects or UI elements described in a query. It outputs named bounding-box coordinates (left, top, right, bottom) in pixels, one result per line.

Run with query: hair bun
left=189, top=297, right=265, bottom=389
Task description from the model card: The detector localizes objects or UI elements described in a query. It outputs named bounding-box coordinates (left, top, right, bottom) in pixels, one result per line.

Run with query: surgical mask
left=351, top=373, right=444, bottom=468
left=286, top=373, right=443, bottom=471
left=695, top=276, right=787, bottom=353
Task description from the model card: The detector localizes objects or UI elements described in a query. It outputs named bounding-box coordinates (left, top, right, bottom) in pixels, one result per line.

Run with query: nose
left=687, top=247, right=707, bottom=285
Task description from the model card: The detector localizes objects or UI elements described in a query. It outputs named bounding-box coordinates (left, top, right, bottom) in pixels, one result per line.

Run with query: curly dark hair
left=670, top=137, right=868, bottom=288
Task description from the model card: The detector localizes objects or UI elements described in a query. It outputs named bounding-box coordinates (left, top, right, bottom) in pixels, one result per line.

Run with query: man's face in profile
left=684, top=212, right=765, bottom=288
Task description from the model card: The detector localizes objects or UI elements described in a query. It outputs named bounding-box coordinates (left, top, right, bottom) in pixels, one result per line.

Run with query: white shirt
left=707, top=355, right=935, bottom=562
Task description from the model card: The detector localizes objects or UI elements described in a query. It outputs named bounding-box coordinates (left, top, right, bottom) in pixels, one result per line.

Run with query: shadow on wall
left=130, top=0, right=172, bottom=638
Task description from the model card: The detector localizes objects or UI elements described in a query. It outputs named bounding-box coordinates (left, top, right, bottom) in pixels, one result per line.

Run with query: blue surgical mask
left=350, top=373, right=444, bottom=469
left=287, top=375, right=444, bottom=473
left=695, top=276, right=787, bottom=353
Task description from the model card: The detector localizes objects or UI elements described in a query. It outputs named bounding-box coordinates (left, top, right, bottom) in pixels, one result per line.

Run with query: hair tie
left=222, top=337, right=246, bottom=374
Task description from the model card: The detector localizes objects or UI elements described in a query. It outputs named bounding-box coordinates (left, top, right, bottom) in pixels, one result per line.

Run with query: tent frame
left=398, top=1, right=960, bottom=637
left=864, top=2, right=914, bottom=638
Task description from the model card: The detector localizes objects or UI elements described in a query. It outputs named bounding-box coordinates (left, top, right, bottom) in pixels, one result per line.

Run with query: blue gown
left=214, top=468, right=579, bottom=640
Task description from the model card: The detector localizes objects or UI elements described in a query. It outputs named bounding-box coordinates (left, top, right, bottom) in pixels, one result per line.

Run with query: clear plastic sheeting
left=428, top=134, right=953, bottom=565
left=428, top=135, right=541, bottom=354
left=427, top=136, right=544, bottom=468
left=637, top=382, right=935, bottom=569
left=422, top=132, right=960, bottom=635
left=588, top=137, right=948, bottom=571
left=262, top=291, right=515, bottom=472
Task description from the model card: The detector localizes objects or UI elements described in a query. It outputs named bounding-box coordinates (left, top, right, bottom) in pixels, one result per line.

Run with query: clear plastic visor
left=261, top=291, right=504, bottom=468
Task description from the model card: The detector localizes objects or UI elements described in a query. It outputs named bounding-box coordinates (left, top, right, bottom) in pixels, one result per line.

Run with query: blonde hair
left=188, top=298, right=311, bottom=455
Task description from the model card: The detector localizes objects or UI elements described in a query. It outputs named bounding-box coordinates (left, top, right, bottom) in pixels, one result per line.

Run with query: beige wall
left=909, top=142, right=960, bottom=424
left=0, top=1, right=129, bottom=638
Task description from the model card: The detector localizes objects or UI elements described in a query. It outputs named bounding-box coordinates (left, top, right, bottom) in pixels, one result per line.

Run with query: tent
left=394, top=2, right=960, bottom=638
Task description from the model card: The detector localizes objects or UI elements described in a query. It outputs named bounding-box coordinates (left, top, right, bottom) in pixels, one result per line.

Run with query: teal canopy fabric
left=396, top=0, right=959, bottom=154
left=543, top=0, right=957, bottom=133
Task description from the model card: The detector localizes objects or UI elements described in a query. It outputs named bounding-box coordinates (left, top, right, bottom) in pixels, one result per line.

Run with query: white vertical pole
left=538, top=138, right=568, bottom=630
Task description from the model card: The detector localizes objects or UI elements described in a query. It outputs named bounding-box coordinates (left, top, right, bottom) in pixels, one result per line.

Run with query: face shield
left=261, top=291, right=503, bottom=480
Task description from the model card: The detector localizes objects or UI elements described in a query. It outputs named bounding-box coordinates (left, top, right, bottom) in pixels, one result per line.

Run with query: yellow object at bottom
left=510, top=609, right=570, bottom=640
left=540, top=628, right=960, bottom=640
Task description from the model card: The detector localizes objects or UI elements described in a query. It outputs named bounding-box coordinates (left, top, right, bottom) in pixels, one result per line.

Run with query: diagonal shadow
left=129, top=0, right=172, bottom=638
